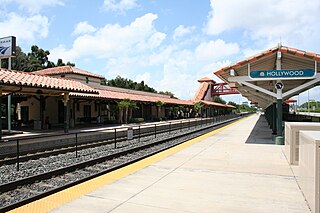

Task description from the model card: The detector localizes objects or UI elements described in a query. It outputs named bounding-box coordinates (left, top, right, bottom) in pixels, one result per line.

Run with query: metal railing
left=0, top=114, right=243, bottom=171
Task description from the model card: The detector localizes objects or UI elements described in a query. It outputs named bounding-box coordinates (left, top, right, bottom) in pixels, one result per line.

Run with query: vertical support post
left=276, top=89, right=283, bottom=137
left=16, top=139, right=19, bottom=171
left=138, top=125, right=141, bottom=142
left=7, top=58, right=11, bottom=132
left=75, top=133, right=78, bottom=158
left=0, top=87, right=2, bottom=140
left=63, top=93, right=69, bottom=133
left=272, top=103, right=277, bottom=135
left=114, top=128, right=117, bottom=148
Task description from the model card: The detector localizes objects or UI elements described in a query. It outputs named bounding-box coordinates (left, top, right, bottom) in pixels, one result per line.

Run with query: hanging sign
left=0, top=36, right=16, bottom=58
left=250, top=69, right=315, bottom=80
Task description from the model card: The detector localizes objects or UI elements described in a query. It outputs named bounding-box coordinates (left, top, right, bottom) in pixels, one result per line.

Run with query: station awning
left=214, top=46, right=320, bottom=109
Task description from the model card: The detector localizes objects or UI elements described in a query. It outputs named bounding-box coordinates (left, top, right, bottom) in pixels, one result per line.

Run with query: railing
left=0, top=114, right=243, bottom=171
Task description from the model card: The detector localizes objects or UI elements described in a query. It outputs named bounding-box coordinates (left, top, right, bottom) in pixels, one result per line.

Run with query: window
left=86, top=77, right=89, bottom=84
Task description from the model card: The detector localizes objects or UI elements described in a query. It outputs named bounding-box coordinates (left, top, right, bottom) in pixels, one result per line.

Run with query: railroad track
left=0, top=117, right=221, bottom=166
left=0, top=115, right=244, bottom=212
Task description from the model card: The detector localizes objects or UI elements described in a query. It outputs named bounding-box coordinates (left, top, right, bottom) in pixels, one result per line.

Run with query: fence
left=0, top=114, right=242, bottom=171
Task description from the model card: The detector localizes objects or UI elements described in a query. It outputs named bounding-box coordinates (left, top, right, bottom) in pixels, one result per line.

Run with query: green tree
left=107, top=76, right=157, bottom=93
left=193, top=102, right=202, bottom=117
left=0, top=45, right=75, bottom=71
left=156, top=101, right=165, bottom=119
left=117, top=99, right=137, bottom=124
left=213, top=96, right=226, bottom=104
left=158, top=91, right=176, bottom=98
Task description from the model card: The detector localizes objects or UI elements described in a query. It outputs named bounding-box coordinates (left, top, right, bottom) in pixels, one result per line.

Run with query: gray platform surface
left=51, top=114, right=310, bottom=213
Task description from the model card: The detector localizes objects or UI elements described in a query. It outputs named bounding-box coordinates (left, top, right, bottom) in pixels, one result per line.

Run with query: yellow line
left=9, top=116, right=251, bottom=213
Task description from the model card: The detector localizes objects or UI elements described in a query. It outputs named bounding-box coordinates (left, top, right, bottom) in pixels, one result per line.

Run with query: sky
left=0, top=0, right=319, bottom=105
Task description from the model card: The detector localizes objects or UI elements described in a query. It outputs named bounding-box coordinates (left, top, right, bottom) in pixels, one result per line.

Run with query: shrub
left=129, top=118, right=144, bottom=123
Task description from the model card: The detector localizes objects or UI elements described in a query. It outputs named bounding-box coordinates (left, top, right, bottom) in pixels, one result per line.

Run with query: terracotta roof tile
left=193, top=82, right=209, bottom=101
left=71, top=88, right=194, bottom=106
left=214, top=45, right=320, bottom=75
left=200, top=100, right=235, bottom=108
left=33, top=66, right=105, bottom=79
left=0, top=69, right=98, bottom=94
left=198, top=77, right=215, bottom=83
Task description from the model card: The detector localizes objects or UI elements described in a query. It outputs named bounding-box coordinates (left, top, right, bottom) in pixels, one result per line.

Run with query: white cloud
left=0, top=13, right=49, bottom=42
left=50, top=13, right=165, bottom=62
left=72, top=21, right=97, bottom=36
left=0, top=0, right=65, bottom=13
left=195, top=39, right=239, bottom=61
left=135, top=72, right=150, bottom=83
left=103, top=0, right=138, bottom=14
left=206, top=0, right=320, bottom=51
left=173, top=25, right=195, bottom=40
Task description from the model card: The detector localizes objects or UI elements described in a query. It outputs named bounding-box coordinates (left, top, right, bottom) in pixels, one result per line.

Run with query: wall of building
left=50, top=73, right=102, bottom=88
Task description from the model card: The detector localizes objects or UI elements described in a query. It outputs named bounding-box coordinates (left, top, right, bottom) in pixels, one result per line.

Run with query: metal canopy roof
left=214, top=46, right=320, bottom=109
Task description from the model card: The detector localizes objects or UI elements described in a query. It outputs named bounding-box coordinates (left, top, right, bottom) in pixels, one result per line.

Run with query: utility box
left=299, top=131, right=320, bottom=213
left=34, top=120, right=42, bottom=130
left=284, top=122, right=320, bottom=165
left=127, top=127, right=133, bottom=140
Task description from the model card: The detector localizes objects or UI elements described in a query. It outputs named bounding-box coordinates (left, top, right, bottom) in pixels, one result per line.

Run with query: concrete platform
left=47, top=114, right=310, bottom=213
left=10, top=114, right=309, bottom=213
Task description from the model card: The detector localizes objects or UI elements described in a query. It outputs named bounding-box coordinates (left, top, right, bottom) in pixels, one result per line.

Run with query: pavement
left=21, top=113, right=310, bottom=213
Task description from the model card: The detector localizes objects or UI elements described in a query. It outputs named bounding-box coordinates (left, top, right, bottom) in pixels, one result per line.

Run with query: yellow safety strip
left=9, top=116, right=251, bottom=213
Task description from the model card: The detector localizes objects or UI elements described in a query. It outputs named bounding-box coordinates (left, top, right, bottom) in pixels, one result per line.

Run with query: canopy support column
left=63, top=93, right=70, bottom=133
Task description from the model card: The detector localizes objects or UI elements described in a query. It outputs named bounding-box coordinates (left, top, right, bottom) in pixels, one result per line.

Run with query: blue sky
left=0, top=0, right=319, bottom=105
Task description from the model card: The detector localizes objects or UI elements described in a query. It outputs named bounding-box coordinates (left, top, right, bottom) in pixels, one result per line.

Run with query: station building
left=0, top=66, right=234, bottom=133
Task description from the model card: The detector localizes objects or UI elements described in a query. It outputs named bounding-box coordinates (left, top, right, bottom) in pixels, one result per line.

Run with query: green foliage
left=107, top=76, right=176, bottom=97
left=227, top=101, right=237, bottom=107
left=238, top=104, right=256, bottom=113
left=129, top=118, right=144, bottom=123
left=108, top=76, right=156, bottom=93
left=0, top=45, right=75, bottom=71
left=213, top=96, right=226, bottom=104
left=193, top=102, right=202, bottom=111
left=298, top=101, right=320, bottom=112
left=156, top=101, right=165, bottom=107
left=158, top=91, right=175, bottom=98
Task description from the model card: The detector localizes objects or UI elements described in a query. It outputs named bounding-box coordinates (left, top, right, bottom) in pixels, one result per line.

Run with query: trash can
left=127, top=127, right=133, bottom=140
left=34, top=120, right=42, bottom=130
left=275, top=136, right=284, bottom=145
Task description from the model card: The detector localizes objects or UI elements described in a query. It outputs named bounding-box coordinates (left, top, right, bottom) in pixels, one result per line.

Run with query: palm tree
left=193, top=102, right=202, bottom=117
left=156, top=101, right=165, bottom=119
left=117, top=99, right=138, bottom=123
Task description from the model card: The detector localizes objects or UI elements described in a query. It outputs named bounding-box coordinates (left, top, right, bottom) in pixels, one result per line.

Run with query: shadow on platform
left=245, top=115, right=275, bottom=145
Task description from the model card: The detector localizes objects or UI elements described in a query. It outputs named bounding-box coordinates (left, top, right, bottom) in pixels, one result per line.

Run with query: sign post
left=0, top=36, right=16, bottom=137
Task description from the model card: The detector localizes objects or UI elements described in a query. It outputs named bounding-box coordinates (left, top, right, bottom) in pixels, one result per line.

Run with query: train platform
left=10, top=113, right=310, bottom=213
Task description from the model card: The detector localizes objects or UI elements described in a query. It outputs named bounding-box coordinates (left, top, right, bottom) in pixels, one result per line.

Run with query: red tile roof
left=200, top=100, right=235, bottom=108
left=71, top=87, right=194, bottom=106
left=33, top=66, right=105, bottom=79
left=198, top=77, right=215, bottom=83
left=215, top=45, right=320, bottom=75
left=0, top=69, right=98, bottom=94
left=193, top=82, right=209, bottom=101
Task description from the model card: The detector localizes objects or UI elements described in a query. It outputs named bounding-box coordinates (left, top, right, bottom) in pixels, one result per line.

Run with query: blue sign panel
left=250, top=69, right=315, bottom=79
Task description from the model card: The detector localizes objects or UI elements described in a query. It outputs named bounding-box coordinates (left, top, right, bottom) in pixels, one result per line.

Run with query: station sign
left=250, top=69, right=315, bottom=80
left=0, top=36, right=16, bottom=58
